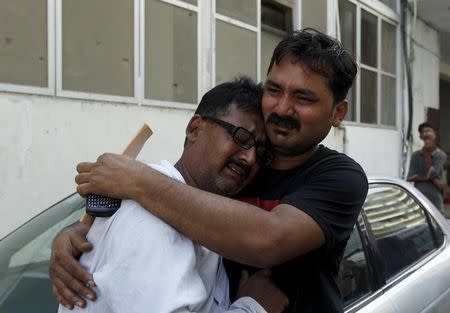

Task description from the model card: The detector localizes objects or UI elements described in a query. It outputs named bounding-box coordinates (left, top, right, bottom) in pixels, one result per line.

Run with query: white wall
left=409, top=18, right=440, bottom=151
left=0, top=92, right=192, bottom=238
left=322, top=124, right=402, bottom=177
left=2, top=89, right=406, bottom=238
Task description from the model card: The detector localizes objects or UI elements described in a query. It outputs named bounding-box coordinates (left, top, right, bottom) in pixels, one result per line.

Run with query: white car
left=0, top=177, right=449, bottom=312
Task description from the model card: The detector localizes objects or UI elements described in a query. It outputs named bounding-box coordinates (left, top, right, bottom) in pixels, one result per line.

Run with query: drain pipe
left=400, top=0, right=414, bottom=178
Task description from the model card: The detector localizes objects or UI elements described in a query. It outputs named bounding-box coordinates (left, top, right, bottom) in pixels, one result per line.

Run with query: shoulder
left=309, top=146, right=368, bottom=197
left=315, top=146, right=367, bottom=177
left=284, top=146, right=368, bottom=200
left=436, top=148, right=447, bottom=158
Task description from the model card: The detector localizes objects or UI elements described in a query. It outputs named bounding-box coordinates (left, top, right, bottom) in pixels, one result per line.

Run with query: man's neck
left=423, top=145, right=437, bottom=154
left=270, top=146, right=319, bottom=170
left=174, top=159, right=196, bottom=188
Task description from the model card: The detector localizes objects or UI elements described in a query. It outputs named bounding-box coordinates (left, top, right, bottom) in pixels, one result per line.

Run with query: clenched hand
left=49, top=222, right=95, bottom=309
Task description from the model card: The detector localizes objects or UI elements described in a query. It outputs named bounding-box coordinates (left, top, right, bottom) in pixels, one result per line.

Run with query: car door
left=340, top=216, right=397, bottom=313
left=363, top=183, right=450, bottom=313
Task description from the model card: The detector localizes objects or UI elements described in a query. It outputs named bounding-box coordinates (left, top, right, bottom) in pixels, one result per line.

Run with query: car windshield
left=0, top=193, right=85, bottom=312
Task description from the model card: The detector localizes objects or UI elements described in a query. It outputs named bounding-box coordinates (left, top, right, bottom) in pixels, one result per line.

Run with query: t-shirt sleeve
left=281, top=161, right=368, bottom=251
left=429, top=151, right=447, bottom=179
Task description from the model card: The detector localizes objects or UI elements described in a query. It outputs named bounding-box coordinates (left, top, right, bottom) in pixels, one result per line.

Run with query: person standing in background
left=408, top=122, right=447, bottom=212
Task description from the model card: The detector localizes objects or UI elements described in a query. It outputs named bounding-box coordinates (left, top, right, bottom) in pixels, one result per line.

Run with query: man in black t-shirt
left=229, top=145, right=367, bottom=312
left=52, top=29, right=367, bottom=313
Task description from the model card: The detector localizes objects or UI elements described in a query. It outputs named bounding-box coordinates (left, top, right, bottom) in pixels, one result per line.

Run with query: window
left=260, top=0, right=292, bottom=80
left=338, top=0, right=398, bottom=126
left=61, top=0, right=134, bottom=97
left=301, top=0, right=327, bottom=33
left=1, top=0, right=294, bottom=105
left=0, top=0, right=48, bottom=87
left=215, top=0, right=293, bottom=85
left=145, top=0, right=197, bottom=103
left=215, top=0, right=258, bottom=85
left=363, top=185, right=441, bottom=281
left=338, top=216, right=371, bottom=306
left=338, top=0, right=357, bottom=121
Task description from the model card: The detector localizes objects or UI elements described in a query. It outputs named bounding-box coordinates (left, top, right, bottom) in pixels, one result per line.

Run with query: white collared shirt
left=58, top=160, right=266, bottom=313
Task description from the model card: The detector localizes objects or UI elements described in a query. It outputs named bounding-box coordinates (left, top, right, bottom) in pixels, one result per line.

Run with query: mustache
left=266, top=113, right=300, bottom=130
left=226, top=159, right=250, bottom=178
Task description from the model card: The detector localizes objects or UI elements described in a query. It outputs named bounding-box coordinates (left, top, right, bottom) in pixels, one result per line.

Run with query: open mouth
left=272, top=125, right=291, bottom=136
left=226, top=161, right=250, bottom=179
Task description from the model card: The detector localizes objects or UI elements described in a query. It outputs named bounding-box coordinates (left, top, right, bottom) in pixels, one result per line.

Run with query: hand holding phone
left=84, top=124, right=153, bottom=218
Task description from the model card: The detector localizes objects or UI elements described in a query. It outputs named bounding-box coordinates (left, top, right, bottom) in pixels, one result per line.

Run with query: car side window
left=364, top=185, right=441, bottom=281
left=338, top=216, right=371, bottom=306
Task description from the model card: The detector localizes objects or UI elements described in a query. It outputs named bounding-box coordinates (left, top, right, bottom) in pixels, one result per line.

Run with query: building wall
left=409, top=18, right=440, bottom=152
left=321, top=125, right=401, bottom=177
left=0, top=92, right=192, bottom=238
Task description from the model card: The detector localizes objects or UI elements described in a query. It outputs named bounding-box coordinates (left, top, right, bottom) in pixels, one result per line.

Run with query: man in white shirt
left=52, top=77, right=287, bottom=313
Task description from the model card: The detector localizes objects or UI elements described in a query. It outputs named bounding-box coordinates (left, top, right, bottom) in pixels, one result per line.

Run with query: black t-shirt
left=225, top=145, right=368, bottom=313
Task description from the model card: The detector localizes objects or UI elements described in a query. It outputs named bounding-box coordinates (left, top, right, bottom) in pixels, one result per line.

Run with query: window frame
left=140, top=0, right=200, bottom=110
left=55, top=0, right=140, bottom=104
left=213, top=0, right=261, bottom=85
left=338, top=219, right=377, bottom=309
left=1, top=0, right=402, bottom=116
left=0, top=0, right=295, bottom=109
left=0, top=0, right=55, bottom=96
left=336, top=0, right=401, bottom=128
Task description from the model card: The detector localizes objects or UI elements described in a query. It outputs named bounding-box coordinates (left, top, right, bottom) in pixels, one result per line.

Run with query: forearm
left=133, top=166, right=289, bottom=267
left=432, top=177, right=445, bottom=190
left=407, top=175, right=426, bottom=183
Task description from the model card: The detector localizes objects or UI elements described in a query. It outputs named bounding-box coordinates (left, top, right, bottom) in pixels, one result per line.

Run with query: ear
left=331, top=100, right=348, bottom=127
left=186, top=114, right=203, bottom=144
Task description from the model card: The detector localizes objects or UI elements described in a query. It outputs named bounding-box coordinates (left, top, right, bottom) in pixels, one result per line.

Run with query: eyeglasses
left=201, top=115, right=274, bottom=166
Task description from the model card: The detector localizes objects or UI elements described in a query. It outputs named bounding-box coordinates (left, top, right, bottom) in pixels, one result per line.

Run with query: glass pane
left=216, top=20, right=257, bottom=85
left=0, top=0, right=47, bottom=87
left=360, top=69, right=377, bottom=124
left=261, top=29, right=284, bottom=80
left=146, top=0, right=197, bottom=103
left=382, top=21, right=396, bottom=73
left=338, top=225, right=371, bottom=306
left=364, top=186, right=436, bottom=280
left=301, top=0, right=327, bottom=33
left=62, top=0, right=134, bottom=96
left=216, top=0, right=257, bottom=26
left=381, top=75, right=396, bottom=126
left=261, top=0, right=292, bottom=31
left=379, top=0, right=397, bottom=11
left=361, top=10, right=377, bottom=67
left=260, top=1, right=292, bottom=80
left=338, top=0, right=356, bottom=57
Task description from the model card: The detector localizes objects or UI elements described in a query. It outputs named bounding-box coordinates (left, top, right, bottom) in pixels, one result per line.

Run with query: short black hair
left=267, top=28, right=357, bottom=103
left=195, top=76, right=263, bottom=118
left=418, top=122, right=434, bottom=133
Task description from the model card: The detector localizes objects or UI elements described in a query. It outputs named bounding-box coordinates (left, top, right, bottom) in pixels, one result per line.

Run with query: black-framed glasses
left=201, top=115, right=274, bottom=166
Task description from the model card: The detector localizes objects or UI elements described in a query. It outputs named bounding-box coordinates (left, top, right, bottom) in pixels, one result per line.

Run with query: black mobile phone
left=86, top=194, right=122, bottom=217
